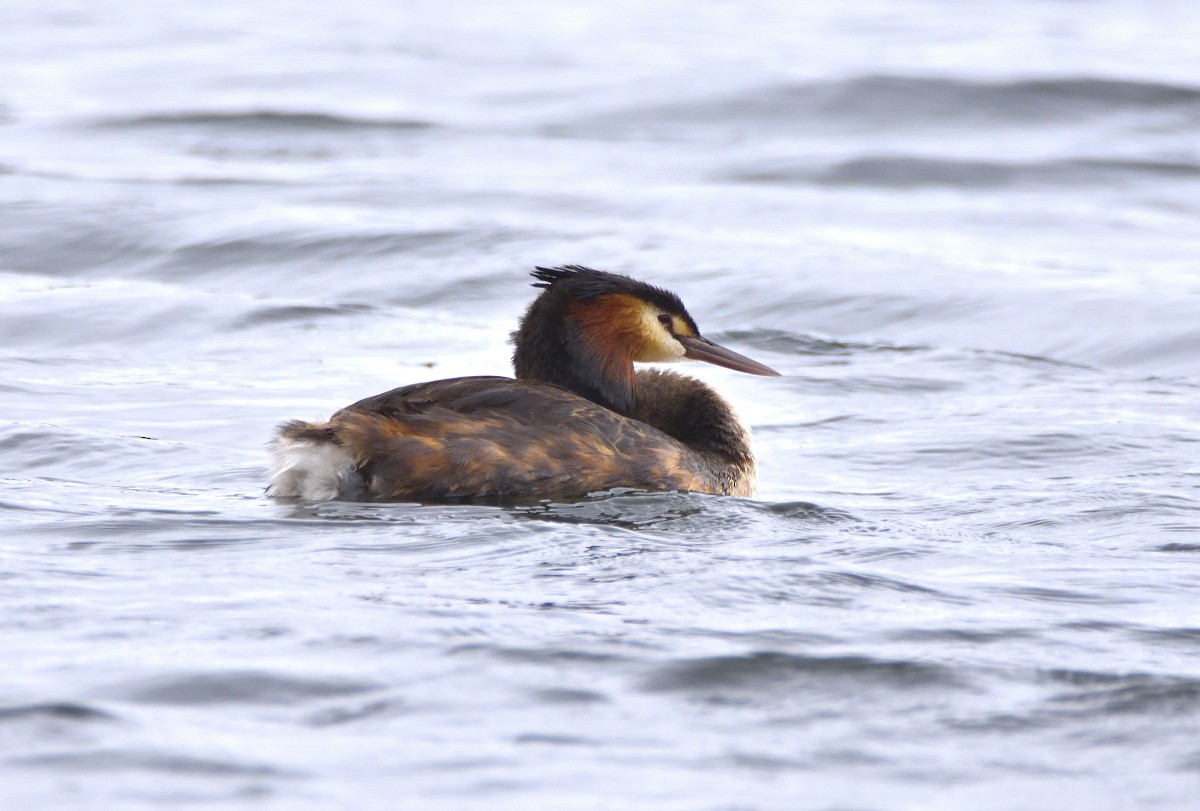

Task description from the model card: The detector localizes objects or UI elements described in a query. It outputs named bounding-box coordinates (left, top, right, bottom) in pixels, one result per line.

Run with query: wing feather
left=325, top=376, right=714, bottom=500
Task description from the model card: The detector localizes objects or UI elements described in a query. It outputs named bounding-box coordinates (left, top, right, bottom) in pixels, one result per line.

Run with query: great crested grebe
left=267, top=265, right=780, bottom=502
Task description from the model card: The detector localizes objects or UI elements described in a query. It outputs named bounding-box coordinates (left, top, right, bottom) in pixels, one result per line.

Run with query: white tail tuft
left=267, top=434, right=355, bottom=502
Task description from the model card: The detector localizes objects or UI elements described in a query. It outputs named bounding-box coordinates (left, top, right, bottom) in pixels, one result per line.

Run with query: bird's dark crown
left=531, top=265, right=698, bottom=334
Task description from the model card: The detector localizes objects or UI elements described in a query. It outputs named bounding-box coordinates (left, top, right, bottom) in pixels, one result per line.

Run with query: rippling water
left=3, top=2, right=1200, bottom=808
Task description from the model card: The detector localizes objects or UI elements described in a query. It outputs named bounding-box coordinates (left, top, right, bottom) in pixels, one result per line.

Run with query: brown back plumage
left=300, top=375, right=751, bottom=501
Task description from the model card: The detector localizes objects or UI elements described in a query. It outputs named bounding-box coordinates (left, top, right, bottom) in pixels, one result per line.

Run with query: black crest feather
left=531, top=264, right=597, bottom=289
left=530, top=265, right=692, bottom=326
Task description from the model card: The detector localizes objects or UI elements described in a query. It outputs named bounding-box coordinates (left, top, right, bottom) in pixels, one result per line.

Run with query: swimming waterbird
left=268, top=265, right=780, bottom=502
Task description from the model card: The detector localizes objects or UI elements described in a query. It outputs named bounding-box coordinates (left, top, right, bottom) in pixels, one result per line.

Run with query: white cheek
left=644, top=329, right=687, bottom=362
left=634, top=309, right=687, bottom=362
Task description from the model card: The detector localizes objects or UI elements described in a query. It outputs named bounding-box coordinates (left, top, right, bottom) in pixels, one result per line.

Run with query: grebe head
left=512, top=265, right=779, bottom=413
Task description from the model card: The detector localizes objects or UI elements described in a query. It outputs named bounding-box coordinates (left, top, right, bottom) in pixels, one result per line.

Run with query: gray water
left=3, top=2, right=1200, bottom=809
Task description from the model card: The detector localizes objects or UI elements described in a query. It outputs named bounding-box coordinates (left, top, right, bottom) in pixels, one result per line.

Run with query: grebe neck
left=628, top=368, right=755, bottom=471
left=511, top=291, right=637, bottom=413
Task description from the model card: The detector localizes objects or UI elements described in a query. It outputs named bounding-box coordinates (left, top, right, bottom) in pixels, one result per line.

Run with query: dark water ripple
left=1001, top=586, right=1124, bottom=605
left=642, top=651, right=962, bottom=695
left=1132, top=627, right=1200, bottom=647
left=728, top=156, right=1200, bottom=189
left=0, top=206, right=168, bottom=276
left=13, top=749, right=294, bottom=778
left=0, top=703, right=117, bottom=723
left=554, top=74, right=1200, bottom=138
left=1041, top=671, right=1200, bottom=717
left=1154, top=544, right=1200, bottom=555
left=90, top=111, right=437, bottom=134
left=157, top=230, right=494, bottom=275
left=229, top=302, right=376, bottom=329
left=116, top=671, right=380, bottom=706
left=305, top=697, right=406, bottom=727
left=719, top=328, right=927, bottom=356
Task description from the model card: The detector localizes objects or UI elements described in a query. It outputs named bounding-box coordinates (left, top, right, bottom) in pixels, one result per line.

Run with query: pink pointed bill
left=680, top=335, right=781, bottom=376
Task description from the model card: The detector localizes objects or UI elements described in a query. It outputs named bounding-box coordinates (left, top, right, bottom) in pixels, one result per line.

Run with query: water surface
left=3, top=2, right=1200, bottom=809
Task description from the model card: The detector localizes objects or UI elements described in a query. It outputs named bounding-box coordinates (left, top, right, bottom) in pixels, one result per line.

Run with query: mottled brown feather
left=308, top=375, right=738, bottom=502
